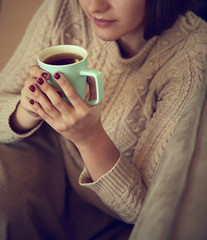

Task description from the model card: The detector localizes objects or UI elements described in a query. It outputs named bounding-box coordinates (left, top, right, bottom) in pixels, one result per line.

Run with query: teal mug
left=37, top=45, right=104, bottom=105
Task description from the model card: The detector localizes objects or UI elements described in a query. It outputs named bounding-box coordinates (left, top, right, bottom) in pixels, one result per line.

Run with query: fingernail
left=29, top=99, right=34, bottom=105
left=54, top=72, right=61, bottom=80
left=37, top=77, right=44, bottom=85
left=29, top=85, right=36, bottom=92
left=41, top=72, right=48, bottom=79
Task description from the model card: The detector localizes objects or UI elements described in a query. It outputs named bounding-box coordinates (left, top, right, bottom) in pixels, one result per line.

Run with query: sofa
left=129, top=82, right=207, bottom=239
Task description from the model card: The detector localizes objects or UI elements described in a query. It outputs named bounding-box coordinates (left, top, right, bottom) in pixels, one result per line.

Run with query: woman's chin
left=94, top=28, right=119, bottom=42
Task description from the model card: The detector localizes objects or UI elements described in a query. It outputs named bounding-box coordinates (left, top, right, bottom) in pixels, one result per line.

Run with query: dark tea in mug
left=44, top=53, right=83, bottom=65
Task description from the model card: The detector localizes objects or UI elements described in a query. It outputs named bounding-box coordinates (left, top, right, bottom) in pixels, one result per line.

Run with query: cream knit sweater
left=0, top=0, right=207, bottom=224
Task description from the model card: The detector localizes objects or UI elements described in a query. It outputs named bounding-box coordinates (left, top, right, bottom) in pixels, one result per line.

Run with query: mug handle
left=80, top=68, right=104, bottom=105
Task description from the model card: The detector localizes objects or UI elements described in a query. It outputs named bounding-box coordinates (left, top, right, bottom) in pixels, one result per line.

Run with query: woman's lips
left=93, top=17, right=116, bottom=27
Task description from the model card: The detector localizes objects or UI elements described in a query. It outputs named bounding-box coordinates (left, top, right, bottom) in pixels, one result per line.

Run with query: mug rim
left=37, top=45, right=87, bottom=67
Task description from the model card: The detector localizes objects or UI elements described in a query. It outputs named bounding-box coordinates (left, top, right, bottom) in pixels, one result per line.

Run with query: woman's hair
left=144, top=0, right=196, bottom=40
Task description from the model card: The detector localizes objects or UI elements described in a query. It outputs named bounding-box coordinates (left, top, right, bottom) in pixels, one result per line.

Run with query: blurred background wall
left=0, top=0, right=43, bottom=70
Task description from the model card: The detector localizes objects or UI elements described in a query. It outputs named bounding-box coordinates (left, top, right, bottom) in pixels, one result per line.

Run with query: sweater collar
left=95, top=36, right=159, bottom=69
left=90, top=11, right=200, bottom=70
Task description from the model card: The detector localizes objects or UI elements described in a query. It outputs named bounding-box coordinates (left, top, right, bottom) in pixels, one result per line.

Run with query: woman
left=0, top=0, right=206, bottom=239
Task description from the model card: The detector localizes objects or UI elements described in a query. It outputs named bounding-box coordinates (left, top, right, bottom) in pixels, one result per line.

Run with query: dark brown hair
left=144, top=0, right=196, bottom=40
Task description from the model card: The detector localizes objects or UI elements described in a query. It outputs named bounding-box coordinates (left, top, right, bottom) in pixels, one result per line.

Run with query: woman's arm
left=24, top=66, right=147, bottom=224
left=0, top=0, right=61, bottom=143
left=24, top=67, right=119, bottom=180
left=80, top=50, right=207, bottom=223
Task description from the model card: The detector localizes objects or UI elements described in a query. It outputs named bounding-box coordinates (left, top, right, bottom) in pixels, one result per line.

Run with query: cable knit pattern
left=0, top=0, right=207, bottom=224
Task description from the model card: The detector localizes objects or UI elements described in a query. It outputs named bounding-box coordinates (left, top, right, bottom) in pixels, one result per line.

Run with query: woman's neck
left=117, top=27, right=146, bottom=58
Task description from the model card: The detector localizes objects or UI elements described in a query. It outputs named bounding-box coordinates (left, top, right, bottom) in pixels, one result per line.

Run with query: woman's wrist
left=76, top=121, right=120, bottom=181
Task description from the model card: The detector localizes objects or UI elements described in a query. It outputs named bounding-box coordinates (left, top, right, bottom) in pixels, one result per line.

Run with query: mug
left=37, top=45, right=104, bottom=105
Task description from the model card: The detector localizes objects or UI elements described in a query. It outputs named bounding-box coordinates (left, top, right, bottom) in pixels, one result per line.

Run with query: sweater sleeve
left=79, top=42, right=207, bottom=224
left=0, top=0, right=62, bottom=143
left=79, top=154, right=147, bottom=224
left=134, top=47, right=207, bottom=186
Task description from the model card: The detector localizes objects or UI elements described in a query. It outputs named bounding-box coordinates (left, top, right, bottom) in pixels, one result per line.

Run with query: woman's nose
left=87, top=0, right=110, bottom=13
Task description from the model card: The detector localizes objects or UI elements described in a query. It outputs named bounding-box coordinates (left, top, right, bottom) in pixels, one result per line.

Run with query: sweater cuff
left=79, top=154, right=138, bottom=201
left=0, top=97, right=43, bottom=143
left=9, top=116, right=44, bottom=142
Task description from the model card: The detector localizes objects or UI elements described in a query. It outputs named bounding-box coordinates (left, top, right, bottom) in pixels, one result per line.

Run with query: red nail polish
left=54, top=73, right=61, bottom=80
left=29, top=85, right=35, bottom=92
left=29, top=99, right=34, bottom=105
left=41, top=72, right=48, bottom=79
left=37, top=78, right=44, bottom=85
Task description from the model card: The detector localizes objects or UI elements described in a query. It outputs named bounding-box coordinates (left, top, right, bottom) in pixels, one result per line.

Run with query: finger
left=29, top=99, right=65, bottom=133
left=85, top=82, right=90, bottom=101
left=87, top=76, right=97, bottom=101
left=28, top=98, right=55, bottom=124
left=21, top=77, right=37, bottom=103
left=23, top=99, right=41, bottom=118
left=35, top=76, right=71, bottom=115
left=28, top=83, right=62, bottom=120
left=53, top=72, right=88, bottom=110
left=23, top=75, right=38, bottom=90
left=29, top=65, right=50, bottom=80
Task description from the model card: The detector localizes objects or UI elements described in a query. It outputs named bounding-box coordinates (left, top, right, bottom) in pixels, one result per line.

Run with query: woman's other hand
left=10, top=66, right=50, bottom=133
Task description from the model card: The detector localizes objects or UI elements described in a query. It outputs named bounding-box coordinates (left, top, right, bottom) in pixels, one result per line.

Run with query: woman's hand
left=28, top=66, right=119, bottom=180
left=10, top=66, right=50, bottom=133
left=13, top=65, right=119, bottom=180
left=27, top=66, right=101, bottom=145
left=11, top=65, right=119, bottom=180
